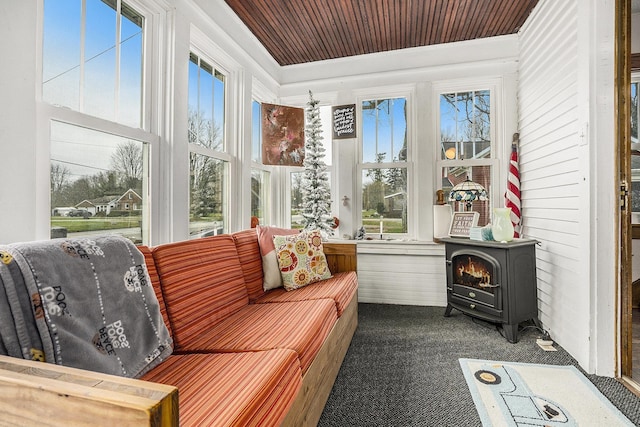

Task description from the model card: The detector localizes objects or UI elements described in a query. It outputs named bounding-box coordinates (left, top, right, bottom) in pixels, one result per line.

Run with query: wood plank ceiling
left=223, top=0, right=539, bottom=66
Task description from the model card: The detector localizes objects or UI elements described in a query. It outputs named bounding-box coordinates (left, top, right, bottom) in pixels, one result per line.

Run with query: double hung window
left=251, top=100, right=271, bottom=226
left=360, top=97, right=408, bottom=235
left=188, top=53, right=229, bottom=238
left=290, top=106, right=333, bottom=229
left=44, top=0, right=151, bottom=243
left=437, top=89, right=493, bottom=226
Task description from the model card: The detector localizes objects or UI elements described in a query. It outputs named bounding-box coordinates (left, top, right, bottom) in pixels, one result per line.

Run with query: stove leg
left=444, top=304, right=453, bottom=317
left=503, top=323, right=519, bottom=343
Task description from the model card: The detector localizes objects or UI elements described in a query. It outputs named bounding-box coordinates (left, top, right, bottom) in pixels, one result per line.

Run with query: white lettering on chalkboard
left=332, top=105, right=356, bottom=139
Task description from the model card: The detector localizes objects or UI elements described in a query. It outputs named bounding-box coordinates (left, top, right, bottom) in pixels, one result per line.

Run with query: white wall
left=518, top=0, right=616, bottom=375
left=356, top=242, right=446, bottom=306
left=0, top=2, right=40, bottom=244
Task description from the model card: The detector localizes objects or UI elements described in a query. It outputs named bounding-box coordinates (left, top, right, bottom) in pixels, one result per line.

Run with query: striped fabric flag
left=505, top=141, right=521, bottom=238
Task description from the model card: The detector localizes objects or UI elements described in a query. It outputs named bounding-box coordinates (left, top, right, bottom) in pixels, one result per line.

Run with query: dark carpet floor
left=318, top=303, right=640, bottom=426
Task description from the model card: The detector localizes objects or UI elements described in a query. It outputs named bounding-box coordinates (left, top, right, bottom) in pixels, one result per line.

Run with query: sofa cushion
left=138, top=245, right=172, bottom=338
left=141, top=349, right=301, bottom=426
left=273, top=230, right=332, bottom=291
left=181, top=299, right=337, bottom=373
left=230, top=229, right=265, bottom=301
left=151, top=235, right=249, bottom=351
left=256, top=225, right=299, bottom=291
left=254, top=271, right=357, bottom=317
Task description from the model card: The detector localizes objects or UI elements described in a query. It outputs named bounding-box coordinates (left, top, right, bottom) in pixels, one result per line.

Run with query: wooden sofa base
left=0, top=355, right=178, bottom=427
left=281, top=293, right=358, bottom=427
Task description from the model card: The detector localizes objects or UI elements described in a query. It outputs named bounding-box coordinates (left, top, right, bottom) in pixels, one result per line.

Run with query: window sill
left=327, top=238, right=445, bottom=256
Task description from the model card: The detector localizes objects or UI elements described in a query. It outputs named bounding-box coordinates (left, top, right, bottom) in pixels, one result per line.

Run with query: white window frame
left=277, top=93, right=337, bottom=229
left=39, top=0, right=167, bottom=244
left=186, top=48, right=234, bottom=236
left=433, top=79, right=502, bottom=214
left=355, top=86, right=415, bottom=239
left=250, top=79, right=277, bottom=227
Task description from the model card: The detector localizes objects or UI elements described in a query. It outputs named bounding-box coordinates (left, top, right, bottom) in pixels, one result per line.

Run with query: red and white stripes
left=505, top=140, right=521, bottom=238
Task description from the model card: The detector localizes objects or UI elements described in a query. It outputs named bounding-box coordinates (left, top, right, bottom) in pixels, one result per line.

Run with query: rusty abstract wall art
left=261, top=103, right=305, bottom=166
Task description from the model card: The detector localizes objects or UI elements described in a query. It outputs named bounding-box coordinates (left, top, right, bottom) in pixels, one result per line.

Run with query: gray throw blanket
left=0, top=235, right=172, bottom=378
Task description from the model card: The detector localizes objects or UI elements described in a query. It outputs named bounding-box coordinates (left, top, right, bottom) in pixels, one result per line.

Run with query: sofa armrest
left=323, top=242, right=357, bottom=274
left=0, top=355, right=178, bottom=427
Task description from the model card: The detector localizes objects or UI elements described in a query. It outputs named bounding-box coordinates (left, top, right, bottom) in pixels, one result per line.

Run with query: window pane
left=84, top=0, right=116, bottom=120
left=251, top=169, right=270, bottom=225
left=361, top=168, right=407, bottom=234
left=632, top=82, right=638, bottom=143
left=441, top=165, right=491, bottom=226
left=319, top=106, right=333, bottom=165
left=291, top=171, right=304, bottom=229
left=119, top=4, right=144, bottom=127
left=188, top=54, right=224, bottom=151
left=43, top=0, right=81, bottom=110
left=362, top=98, right=407, bottom=163
left=189, top=153, right=227, bottom=238
left=50, top=121, right=147, bottom=244
left=252, top=100, right=262, bottom=163
left=43, top=0, right=144, bottom=127
left=440, top=91, right=491, bottom=160
left=632, top=82, right=640, bottom=215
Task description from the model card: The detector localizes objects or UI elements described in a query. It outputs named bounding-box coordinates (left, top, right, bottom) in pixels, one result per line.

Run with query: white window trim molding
left=432, top=77, right=504, bottom=211
left=354, top=85, right=417, bottom=239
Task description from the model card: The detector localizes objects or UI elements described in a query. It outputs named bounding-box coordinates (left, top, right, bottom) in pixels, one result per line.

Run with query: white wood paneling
left=356, top=242, right=447, bottom=306
left=0, top=2, right=39, bottom=243
left=518, top=0, right=591, bottom=369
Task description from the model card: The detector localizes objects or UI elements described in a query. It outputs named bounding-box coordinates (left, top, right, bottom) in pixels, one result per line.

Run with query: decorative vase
left=491, top=207, right=515, bottom=242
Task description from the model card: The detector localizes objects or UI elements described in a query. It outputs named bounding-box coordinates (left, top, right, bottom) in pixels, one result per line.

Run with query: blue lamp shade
left=448, top=179, right=488, bottom=210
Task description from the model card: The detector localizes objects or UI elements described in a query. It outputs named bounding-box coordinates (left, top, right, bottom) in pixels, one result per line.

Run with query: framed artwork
left=261, top=103, right=305, bottom=166
left=449, top=212, right=479, bottom=237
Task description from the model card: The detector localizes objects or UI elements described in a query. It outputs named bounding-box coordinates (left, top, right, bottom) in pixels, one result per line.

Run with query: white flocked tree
left=301, top=91, right=334, bottom=238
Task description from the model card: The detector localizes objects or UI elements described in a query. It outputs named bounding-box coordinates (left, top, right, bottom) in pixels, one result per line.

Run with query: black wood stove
left=440, top=237, right=540, bottom=343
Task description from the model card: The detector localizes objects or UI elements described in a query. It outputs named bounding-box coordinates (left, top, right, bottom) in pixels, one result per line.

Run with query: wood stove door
left=448, top=249, right=502, bottom=311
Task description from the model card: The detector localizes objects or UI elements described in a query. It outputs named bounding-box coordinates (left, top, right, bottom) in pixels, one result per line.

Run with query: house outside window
left=45, top=0, right=152, bottom=244
left=188, top=52, right=229, bottom=238
left=437, top=88, right=494, bottom=226
left=360, top=97, right=408, bottom=235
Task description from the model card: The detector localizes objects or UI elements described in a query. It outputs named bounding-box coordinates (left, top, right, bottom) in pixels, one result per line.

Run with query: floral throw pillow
left=273, top=230, right=332, bottom=291
left=256, top=225, right=300, bottom=291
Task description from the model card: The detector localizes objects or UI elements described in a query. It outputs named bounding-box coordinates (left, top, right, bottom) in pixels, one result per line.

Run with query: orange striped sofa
left=136, top=230, right=358, bottom=426
left=0, top=231, right=357, bottom=426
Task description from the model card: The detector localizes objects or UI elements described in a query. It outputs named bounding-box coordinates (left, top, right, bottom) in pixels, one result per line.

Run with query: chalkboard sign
left=332, top=104, right=356, bottom=139
left=448, top=212, right=479, bottom=237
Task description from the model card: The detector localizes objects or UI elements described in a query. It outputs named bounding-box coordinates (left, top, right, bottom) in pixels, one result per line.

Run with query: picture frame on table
left=448, top=212, right=479, bottom=237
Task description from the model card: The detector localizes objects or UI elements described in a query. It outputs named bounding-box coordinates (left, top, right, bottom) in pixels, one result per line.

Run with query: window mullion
left=390, top=99, right=394, bottom=160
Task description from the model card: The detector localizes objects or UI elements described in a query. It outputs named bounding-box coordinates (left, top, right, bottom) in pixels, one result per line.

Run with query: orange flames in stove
left=456, top=256, right=491, bottom=285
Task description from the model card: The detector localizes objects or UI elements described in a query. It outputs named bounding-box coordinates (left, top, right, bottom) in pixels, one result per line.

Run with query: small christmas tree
left=301, top=91, right=334, bottom=237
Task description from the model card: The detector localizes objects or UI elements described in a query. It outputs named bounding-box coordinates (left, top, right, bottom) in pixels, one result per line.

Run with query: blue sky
left=361, top=98, right=406, bottom=164
left=43, top=0, right=143, bottom=126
